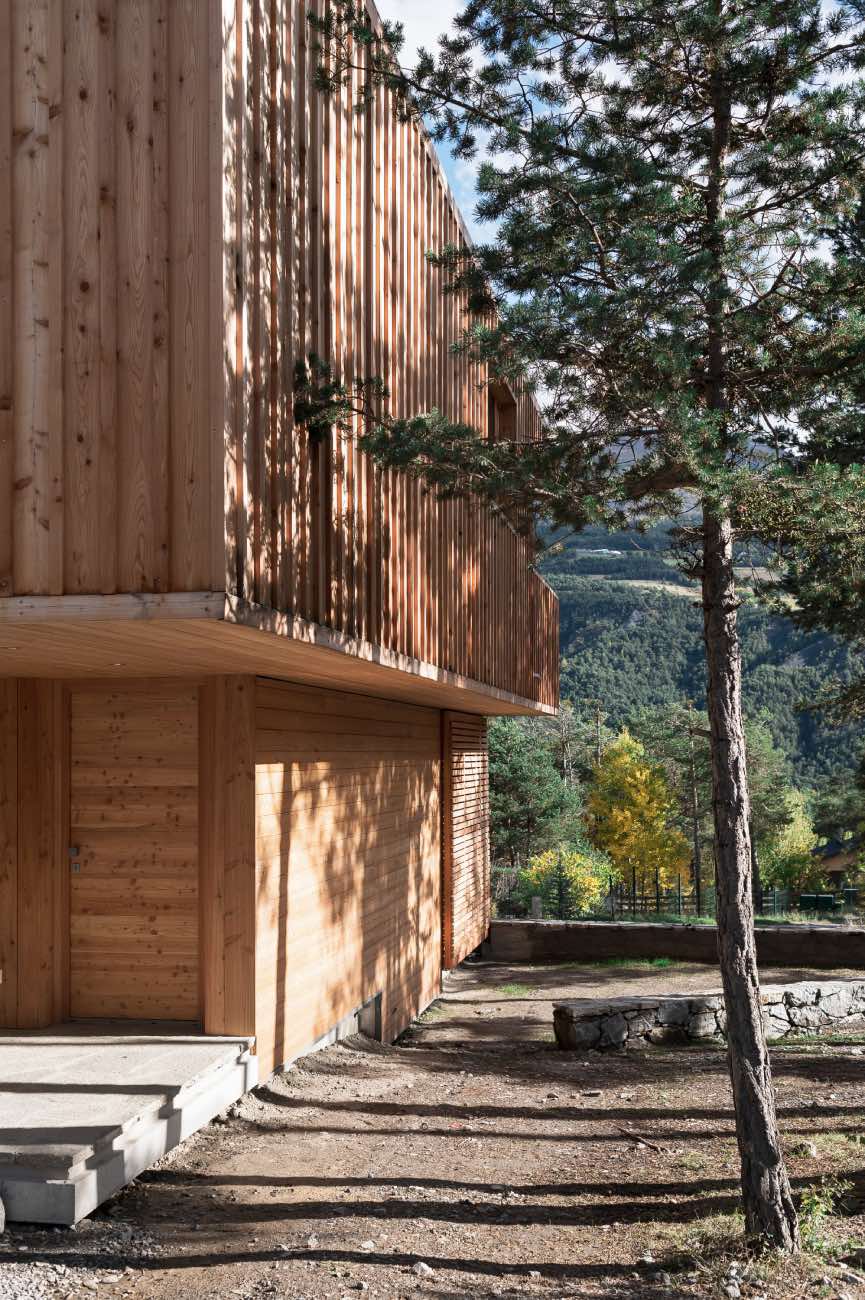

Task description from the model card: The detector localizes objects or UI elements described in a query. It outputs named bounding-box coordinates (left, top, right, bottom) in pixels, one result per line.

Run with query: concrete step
left=0, top=1029, right=257, bottom=1225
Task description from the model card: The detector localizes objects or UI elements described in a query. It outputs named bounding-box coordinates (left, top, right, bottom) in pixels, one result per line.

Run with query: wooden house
left=0, top=0, right=558, bottom=1085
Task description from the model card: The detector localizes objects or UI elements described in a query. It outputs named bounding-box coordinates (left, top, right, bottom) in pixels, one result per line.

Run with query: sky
left=374, top=0, right=488, bottom=239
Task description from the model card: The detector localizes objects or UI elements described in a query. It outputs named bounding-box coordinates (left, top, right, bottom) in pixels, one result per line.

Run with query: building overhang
left=0, top=593, right=557, bottom=717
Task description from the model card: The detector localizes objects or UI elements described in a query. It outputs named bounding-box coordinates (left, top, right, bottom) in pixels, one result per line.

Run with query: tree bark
left=687, top=702, right=703, bottom=914
left=702, top=510, right=799, bottom=1250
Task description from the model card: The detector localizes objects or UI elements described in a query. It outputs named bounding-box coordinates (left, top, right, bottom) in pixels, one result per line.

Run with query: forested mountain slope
left=540, top=528, right=864, bottom=786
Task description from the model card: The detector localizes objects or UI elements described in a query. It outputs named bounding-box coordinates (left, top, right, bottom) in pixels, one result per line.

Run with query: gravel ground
left=2, top=960, right=865, bottom=1300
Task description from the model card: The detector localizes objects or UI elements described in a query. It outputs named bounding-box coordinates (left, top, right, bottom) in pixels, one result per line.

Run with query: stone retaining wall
left=485, top=918, right=865, bottom=968
left=553, top=979, right=865, bottom=1050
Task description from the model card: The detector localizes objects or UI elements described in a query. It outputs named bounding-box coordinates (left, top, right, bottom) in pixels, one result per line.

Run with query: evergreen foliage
left=516, top=844, right=614, bottom=919
left=488, top=718, right=582, bottom=865
left=313, top=0, right=865, bottom=1248
left=551, top=572, right=865, bottom=785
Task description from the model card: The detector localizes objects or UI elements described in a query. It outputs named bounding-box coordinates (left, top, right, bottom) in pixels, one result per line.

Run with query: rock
left=648, top=1025, right=687, bottom=1045
left=553, top=978, right=865, bottom=1051
left=657, top=999, right=690, bottom=1026
left=691, top=995, right=723, bottom=1012
left=599, top=1012, right=629, bottom=1048
left=765, top=1010, right=792, bottom=1036
left=687, top=1012, right=720, bottom=1039
left=787, top=1005, right=824, bottom=1030
left=412, top=1261, right=434, bottom=1278
left=819, top=986, right=854, bottom=1017
left=783, top=983, right=821, bottom=1008
left=554, top=1013, right=600, bottom=1055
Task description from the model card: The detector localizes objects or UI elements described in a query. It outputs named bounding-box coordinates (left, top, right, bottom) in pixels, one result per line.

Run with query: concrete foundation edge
left=0, top=1049, right=259, bottom=1227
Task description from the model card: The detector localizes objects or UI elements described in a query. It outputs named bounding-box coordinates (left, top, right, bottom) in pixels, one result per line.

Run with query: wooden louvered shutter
left=442, top=712, right=490, bottom=969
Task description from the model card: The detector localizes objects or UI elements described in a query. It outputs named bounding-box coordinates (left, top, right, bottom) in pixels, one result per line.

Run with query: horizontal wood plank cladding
left=442, top=711, right=490, bottom=970
left=219, top=0, right=558, bottom=712
left=0, top=681, right=17, bottom=1025
left=2, top=0, right=217, bottom=598
left=16, top=680, right=68, bottom=1026
left=253, top=678, right=442, bottom=1077
left=69, top=684, right=200, bottom=1020
left=200, top=675, right=258, bottom=1038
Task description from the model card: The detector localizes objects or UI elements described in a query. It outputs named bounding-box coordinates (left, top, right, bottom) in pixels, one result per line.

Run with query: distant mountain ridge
left=539, top=526, right=864, bottom=786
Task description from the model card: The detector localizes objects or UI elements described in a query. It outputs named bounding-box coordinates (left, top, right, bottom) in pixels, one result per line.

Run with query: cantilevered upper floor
left=0, top=0, right=558, bottom=714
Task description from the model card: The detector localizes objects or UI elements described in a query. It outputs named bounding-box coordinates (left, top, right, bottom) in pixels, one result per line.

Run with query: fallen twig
left=615, top=1124, right=667, bottom=1152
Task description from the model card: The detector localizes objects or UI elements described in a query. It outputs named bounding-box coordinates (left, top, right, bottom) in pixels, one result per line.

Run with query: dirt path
left=3, top=961, right=865, bottom=1300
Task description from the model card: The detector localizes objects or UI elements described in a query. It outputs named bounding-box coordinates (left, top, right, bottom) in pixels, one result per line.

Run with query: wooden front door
left=69, top=685, right=200, bottom=1021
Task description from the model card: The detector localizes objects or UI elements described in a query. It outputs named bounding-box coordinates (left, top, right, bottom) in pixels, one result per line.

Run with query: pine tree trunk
left=702, top=510, right=799, bottom=1250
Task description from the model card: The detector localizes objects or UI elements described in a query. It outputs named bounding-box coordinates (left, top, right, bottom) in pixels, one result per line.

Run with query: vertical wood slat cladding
left=2, top=0, right=557, bottom=712
left=224, top=0, right=557, bottom=710
left=442, top=711, right=490, bottom=970
left=69, top=685, right=200, bottom=1020
left=253, top=678, right=442, bottom=1078
left=2, top=0, right=217, bottom=598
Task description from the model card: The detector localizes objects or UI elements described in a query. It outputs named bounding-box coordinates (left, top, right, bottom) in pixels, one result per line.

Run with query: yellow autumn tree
left=586, top=731, right=690, bottom=905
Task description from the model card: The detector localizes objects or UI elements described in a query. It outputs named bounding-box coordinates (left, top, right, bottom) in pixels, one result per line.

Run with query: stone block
left=818, top=985, right=854, bottom=1017
left=689, top=995, right=723, bottom=1013
left=648, top=1025, right=687, bottom=1044
left=552, top=976, right=865, bottom=1052
left=764, top=1011, right=791, bottom=1038
left=658, top=999, right=690, bottom=1026
left=783, top=983, right=820, bottom=1008
left=599, top=1013, right=629, bottom=1048
left=786, top=1005, right=825, bottom=1030
left=552, top=1008, right=602, bottom=1050
left=626, top=1014, right=656, bottom=1037
left=687, top=1012, right=721, bottom=1039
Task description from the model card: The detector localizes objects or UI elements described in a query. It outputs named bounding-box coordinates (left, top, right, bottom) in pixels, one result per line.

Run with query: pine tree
left=312, top=0, right=865, bottom=1248
left=488, top=718, right=582, bottom=865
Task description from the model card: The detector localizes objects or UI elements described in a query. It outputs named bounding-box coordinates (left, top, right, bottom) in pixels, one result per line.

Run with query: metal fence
left=491, top=865, right=798, bottom=921
left=604, top=882, right=793, bottom=919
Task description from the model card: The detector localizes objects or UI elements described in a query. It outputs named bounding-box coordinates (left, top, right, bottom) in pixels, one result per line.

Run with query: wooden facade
left=2, top=676, right=459, bottom=1071
left=0, top=0, right=561, bottom=1069
left=442, top=712, right=490, bottom=970
left=253, top=679, right=442, bottom=1076
left=0, top=0, right=558, bottom=714
left=69, top=683, right=200, bottom=1020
